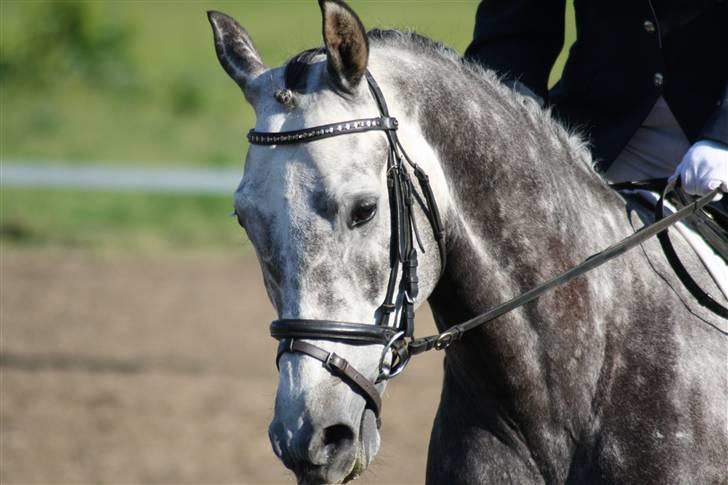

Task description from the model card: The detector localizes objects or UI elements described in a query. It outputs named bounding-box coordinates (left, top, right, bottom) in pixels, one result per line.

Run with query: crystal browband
left=247, top=116, right=398, bottom=145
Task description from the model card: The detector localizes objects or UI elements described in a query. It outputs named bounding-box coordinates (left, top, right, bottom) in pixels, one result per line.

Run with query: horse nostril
left=322, top=424, right=355, bottom=456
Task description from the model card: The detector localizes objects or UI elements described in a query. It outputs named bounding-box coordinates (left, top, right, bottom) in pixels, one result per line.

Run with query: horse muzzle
left=268, top=408, right=379, bottom=484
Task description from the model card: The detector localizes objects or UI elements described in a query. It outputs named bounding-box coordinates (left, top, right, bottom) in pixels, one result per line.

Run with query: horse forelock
left=284, top=47, right=326, bottom=93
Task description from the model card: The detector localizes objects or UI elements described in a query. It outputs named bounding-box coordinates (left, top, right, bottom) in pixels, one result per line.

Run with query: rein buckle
left=434, top=328, right=461, bottom=350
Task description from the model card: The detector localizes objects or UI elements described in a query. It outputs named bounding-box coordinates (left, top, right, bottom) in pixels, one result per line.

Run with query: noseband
left=248, top=72, right=446, bottom=426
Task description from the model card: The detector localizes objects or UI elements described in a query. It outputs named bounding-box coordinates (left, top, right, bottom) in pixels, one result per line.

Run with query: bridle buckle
left=324, top=351, right=346, bottom=372
left=324, top=351, right=334, bottom=370
left=377, top=330, right=409, bottom=382
left=434, top=328, right=461, bottom=350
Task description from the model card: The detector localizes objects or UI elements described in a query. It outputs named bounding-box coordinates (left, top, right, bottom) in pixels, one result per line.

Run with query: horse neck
left=389, top=58, right=630, bottom=317
left=385, top=51, right=639, bottom=472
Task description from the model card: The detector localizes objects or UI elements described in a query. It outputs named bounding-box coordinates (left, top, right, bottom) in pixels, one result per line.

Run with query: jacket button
left=643, top=20, right=656, bottom=33
left=654, top=72, right=664, bottom=87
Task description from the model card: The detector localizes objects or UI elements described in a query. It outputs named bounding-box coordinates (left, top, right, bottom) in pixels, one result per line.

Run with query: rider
left=464, top=0, right=728, bottom=202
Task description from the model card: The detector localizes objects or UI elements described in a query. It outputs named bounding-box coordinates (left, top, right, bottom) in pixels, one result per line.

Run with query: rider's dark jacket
left=464, top=0, right=728, bottom=171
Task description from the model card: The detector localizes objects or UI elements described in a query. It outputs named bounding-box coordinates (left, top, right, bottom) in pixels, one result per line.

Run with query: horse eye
left=350, top=201, right=377, bottom=227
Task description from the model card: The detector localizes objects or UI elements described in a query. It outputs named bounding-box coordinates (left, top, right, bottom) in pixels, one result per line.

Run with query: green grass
left=1, top=0, right=575, bottom=167
left=1, top=1, right=482, bottom=167
left=0, top=188, right=248, bottom=254
left=0, top=1, right=575, bottom=253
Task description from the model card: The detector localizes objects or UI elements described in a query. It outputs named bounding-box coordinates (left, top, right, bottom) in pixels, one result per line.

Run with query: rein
left=247, top=71, right=726, bottom=427
left=408, top=179, right=725, bottom=356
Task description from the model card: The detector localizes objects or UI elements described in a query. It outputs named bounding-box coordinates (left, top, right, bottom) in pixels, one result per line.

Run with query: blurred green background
left=0, top=0, right=575, bottom=253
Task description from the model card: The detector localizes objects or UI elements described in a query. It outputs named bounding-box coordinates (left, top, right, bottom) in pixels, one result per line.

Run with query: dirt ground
left=1, top=250, right=444, bottom=484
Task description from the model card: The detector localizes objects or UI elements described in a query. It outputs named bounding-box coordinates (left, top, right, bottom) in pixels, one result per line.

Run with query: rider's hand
left=670, top=140, right=728, bottom=201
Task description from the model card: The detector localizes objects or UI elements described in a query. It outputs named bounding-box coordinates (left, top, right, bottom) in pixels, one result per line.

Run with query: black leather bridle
left=247, top=71, right=726, bottom=428
left=248, top=72, right=446, bottom=426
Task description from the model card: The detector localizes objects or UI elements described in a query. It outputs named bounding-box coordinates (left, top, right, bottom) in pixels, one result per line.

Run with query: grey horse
left=208, top=1, right=728, bottom=483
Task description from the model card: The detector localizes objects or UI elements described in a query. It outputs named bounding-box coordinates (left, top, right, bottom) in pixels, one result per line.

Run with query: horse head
left=208, top=1, right=448, bottom=482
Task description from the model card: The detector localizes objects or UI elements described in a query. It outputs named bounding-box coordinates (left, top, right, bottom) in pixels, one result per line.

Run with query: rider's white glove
left=670, top=140, right=728, bottom=201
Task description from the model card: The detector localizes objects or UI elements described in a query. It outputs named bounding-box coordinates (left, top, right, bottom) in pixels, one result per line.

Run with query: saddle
left=611, top=179, right=728, bottom=318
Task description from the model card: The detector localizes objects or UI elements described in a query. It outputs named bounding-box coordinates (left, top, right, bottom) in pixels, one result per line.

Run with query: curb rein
left=247, top=71, right=726, bottom=427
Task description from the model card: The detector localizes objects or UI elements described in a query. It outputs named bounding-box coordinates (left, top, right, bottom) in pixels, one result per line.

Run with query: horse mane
left=367, top=29, right=595, bottom=173
left=367, top=28, right=462, bottom=66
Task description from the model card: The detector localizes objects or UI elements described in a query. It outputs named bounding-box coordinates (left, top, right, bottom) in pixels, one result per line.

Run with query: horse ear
left=318, top=0, right=369, bottom=92
left=207, top=11, right=266, bottom=99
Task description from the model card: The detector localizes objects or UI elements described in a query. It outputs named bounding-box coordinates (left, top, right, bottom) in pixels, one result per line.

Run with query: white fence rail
left=1, top=162, right=241, bottom=194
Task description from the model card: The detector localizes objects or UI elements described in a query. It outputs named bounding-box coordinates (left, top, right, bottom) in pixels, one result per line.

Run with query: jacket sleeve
left=700, top=83, right=728, bottom=146
left=464, top=0, right=566, bottom=101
